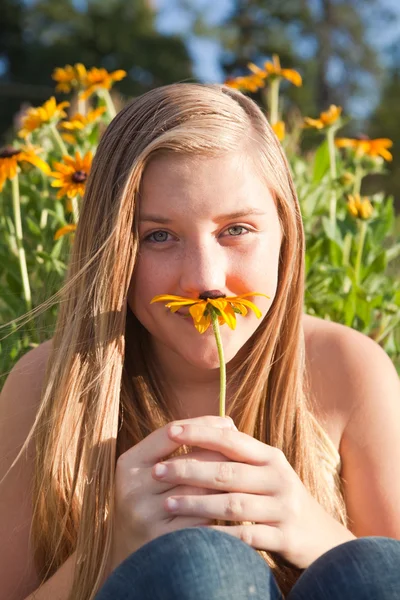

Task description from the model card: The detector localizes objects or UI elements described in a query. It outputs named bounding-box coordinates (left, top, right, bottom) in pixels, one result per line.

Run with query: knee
left=124, top=527, right=280, bottom=598
left=296, top=536, right=400, bottom=598
left=319, top=536, right=400, bottom=568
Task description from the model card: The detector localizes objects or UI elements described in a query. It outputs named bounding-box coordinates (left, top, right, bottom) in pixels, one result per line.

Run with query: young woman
left=1, top=83, right=400, bottom=600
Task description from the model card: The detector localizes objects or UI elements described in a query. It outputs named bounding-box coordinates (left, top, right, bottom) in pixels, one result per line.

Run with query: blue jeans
left=95, top=527, right=400, bottom=599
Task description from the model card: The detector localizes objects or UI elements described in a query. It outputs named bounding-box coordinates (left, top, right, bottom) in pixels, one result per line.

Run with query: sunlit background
left=1, top=0, right=399, bottom=205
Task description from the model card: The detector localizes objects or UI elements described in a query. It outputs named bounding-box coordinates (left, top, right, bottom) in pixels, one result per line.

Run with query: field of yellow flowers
left=0, top=59, right=399, bottom=376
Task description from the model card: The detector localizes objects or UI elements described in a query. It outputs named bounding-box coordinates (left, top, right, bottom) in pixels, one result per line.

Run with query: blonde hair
left=8, top=83, right=347, bottom=598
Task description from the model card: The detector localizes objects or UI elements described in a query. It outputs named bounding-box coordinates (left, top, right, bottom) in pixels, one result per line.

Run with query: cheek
left=127, top=251, right=175, bottom=317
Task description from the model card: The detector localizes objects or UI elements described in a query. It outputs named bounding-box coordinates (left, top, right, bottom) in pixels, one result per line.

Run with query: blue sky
left=154, top=0, right=400, bottom=119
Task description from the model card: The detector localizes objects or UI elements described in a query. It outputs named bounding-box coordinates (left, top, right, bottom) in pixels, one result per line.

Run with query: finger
left=206, top=523, right=284, bottom=554
left=167, top=424, right=279, bottom=466
left=163, top=492, right=280, bottom=524
left=142, top=484, right=219, bottom=523
left=152, top=459, right=279, bottom=495
left=150, top=451, right=232, bottom=494
left=121, top=416, right=236, bottom=467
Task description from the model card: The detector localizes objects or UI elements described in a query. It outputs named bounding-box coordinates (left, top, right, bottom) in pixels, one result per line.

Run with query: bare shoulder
left=0, top=339, right=53, bottom=599
left=303, top=316, right=400, bottom=538
left=302, top=313, right=399, bottom=449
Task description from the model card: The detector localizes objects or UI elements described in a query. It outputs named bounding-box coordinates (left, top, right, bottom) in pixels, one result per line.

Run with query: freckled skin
left=127, top=152, right=282, bottom=380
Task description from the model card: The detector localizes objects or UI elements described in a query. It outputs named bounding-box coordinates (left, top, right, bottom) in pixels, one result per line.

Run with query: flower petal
left=189, top=302, right=208, bottom=322
left=215, top=303, right=237, bottom=330
left=150, top=294, right=199, bottom=305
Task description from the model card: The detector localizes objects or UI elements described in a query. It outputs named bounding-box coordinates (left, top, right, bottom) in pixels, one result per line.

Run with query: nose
left=179, top=241, right=227, bottom=298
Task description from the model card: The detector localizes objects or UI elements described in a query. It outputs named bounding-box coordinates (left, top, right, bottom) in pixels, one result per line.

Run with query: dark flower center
left=71, top=170, right=87, bottom=183
left=199, top=290, right=226, bottom=300
left=355, top=134, right=370, bottom=140
left=0, top=146, right=22, bottom=159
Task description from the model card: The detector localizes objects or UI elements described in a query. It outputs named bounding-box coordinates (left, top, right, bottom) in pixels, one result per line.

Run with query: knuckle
left=238, top=525, right=253, bottom=546
left=224, top=495, right=244, bottom=519
left=215, top=462, right=234, bottom=485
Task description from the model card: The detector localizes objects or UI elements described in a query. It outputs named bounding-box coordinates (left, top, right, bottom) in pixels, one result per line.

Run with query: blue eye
left=226, top=226, right=247, bottom=236
left=145, top=230, right=172, bottom=243
left=143, top=225, right=250, bottom=244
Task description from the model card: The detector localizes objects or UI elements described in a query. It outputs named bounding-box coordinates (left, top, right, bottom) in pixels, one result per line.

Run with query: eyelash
left=143, top=225, right=252, bottom=244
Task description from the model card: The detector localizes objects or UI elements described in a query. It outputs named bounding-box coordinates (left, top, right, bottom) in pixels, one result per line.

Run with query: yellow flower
left=54, top=224, right=77, bottom=240
left=304, top=105, right=342, bottom=130
left=263, top=54, right=302, bottom=87
left=50, top=151, right=92, bottom=199
left=18, top=97, right=70, bottom=138
left=79, top=67, right=127, bottom=100
left=347, top=194, right=373, bottom=220
left=272, top=121, right=285, bottom=141
left=150, top=291, right=270, bottom=334
left=52, top=63, right=87, bottom=93
left=224, top=73, right=266, bottom=93
left=225, top=55, right=302, bottom=93
left=59, top=107, right=106, bottom=144
left=335, top=137, right=393, bottom=162
left=0, top=145, right=50, bottom=191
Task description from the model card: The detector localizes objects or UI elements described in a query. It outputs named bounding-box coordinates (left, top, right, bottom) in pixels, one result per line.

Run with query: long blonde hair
left=13, top=83, right=347, bottom=598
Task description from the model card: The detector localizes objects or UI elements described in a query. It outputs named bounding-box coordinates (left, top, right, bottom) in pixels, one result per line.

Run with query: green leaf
left=312, top=140, right=330, bottom=183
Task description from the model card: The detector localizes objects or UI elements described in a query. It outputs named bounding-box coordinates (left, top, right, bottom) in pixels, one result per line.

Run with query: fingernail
left=154, top=463, right=168, bottom=477
left=166, top=497, right=179, bottom=511
left=169, top=425, right=184, bottom=437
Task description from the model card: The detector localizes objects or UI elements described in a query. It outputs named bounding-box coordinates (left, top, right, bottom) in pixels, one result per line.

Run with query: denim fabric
left=95, top=528, right=400, bottom=599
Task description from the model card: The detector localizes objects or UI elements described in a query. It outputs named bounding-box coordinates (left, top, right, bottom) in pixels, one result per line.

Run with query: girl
left=1, top=83, right=400, bottom=600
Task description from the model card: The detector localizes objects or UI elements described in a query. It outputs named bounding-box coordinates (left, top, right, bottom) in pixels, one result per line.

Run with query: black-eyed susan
left=347, top=194, right=373, bottom=220
left=60, top=106, right=106, bottom=131
left=336, top=137, right=393, bottom=162
left=52, top=63, right=87, bottom=93
left=50, top=151, right=92, bottom=199
left=304, top=105, right=342, bottom=130
left=54, top=224, right=77, bottom=241
left=0, top=145, right=50, bottom=191
left=79, top=67, right=127, bottom=100
left=18, top=97, right=70, bottom=139
left=224, top=73, right=266, bottom=93
left=263, top=54, right=302, bottom=87
left=151, top=290, right=269, bottom=416
left=150, top=291, right=269, bottom=334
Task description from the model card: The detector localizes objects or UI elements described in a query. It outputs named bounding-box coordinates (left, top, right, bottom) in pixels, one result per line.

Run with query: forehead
left=139, top=152, right=277, bottom=219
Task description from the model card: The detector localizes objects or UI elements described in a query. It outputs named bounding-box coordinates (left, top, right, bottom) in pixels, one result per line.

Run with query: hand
left=152, top=421, right=356, bottom=569
left=109, top=415, right=237, bottom=574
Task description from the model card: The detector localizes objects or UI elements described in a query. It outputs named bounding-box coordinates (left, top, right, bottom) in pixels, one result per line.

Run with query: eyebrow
left=139, top=208, right=268, bottom=224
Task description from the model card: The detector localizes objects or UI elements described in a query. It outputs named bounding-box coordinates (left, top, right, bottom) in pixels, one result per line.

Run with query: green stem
left=11, top=173, right=32, bottom=311
left=50, top=123, right=68, bottom=156
left=78, top=96, right=86, bottom=115
left=100, top=89, right=117, bottom=119
left=269, top=78, right=280, bottom=125
left=355, top=220, right=368, bottom=286
left=353, top=163, right=363, bottom=195
left=327, top=127, right=337, bottom=227
left=211, top=311, right=226, bottom=418
left=70, top=196, right=80, bottom=223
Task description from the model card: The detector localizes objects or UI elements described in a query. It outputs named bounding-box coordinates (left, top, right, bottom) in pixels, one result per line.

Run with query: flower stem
left=327, top=127, right=337, bottom=227
left=100, top=89, right=117, bottom=119
left=50, top=123, right=68, bottom=156
left=11, top=173, right=32, bottom=311
left=211, top=311, right=226, bottom=417
left=70, top=196, right=80, bottom=223
left=355, top=220, right=368, bottom=286
left=269, top=78, right=280, bottom=125
left=353, top=163, right=363, bottom=195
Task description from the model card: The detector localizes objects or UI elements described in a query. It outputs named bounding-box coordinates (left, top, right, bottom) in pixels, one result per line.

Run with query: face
left=128, top=152, right=282, bottom=373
